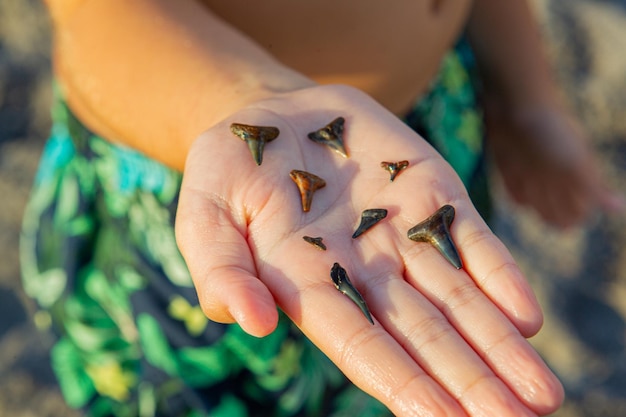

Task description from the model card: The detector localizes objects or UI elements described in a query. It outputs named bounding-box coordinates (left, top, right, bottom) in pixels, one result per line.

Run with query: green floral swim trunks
left=20, top=42, right=486, bottom=417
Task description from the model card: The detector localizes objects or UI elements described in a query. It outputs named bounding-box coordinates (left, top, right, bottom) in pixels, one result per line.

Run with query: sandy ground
left=1, top=0, right=625, bottom=416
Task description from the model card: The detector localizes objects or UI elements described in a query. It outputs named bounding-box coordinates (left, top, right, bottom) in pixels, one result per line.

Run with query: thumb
left=175, top=187, right=279, bottom=337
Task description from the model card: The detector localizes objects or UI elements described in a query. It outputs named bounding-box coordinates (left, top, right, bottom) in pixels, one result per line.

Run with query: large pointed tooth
left=407, top=205, right=463, bottom=269
left=289, top=170, right=326, bottom=212
left=380, top=160, right=409, bottom=182
left=330, top=263, right=374, bottom=325
left=230, top=123, right=279, bottom=165
left=352, top=208, right=388, bottom=239
left=307, top=117, right=348, bottom=158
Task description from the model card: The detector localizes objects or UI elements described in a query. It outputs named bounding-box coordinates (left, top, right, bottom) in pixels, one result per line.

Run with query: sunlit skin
left=43, top=0, right=623, bottom=415
left=177, top=87, right=563, bottom=416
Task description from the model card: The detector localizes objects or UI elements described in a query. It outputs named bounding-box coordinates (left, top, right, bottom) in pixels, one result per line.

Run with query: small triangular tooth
left=307, top=117, right=348, bottom=158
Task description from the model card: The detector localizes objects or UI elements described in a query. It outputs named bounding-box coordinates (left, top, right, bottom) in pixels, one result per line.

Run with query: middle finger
left=400, top=235, right=560, bottom=415
left=364, top=268, right=537, bottom=416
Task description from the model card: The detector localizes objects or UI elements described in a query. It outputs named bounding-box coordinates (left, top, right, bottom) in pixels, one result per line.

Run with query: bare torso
left=202, top=0, right=473, bottom=114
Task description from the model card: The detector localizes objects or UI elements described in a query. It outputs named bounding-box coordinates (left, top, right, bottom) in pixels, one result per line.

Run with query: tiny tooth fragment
left=407, top=204, right=463, bottom=269
left=307, top=117, right=348, bottom=158
left=289, top=170, right=326, bottom=212
left=380, top=160, right=409, bottom=182
left=303, top=236, right=327, bottom=251
left=330, top=263, right=374, bottom=325
left=230, top=123, right=280, bottom=165
left=352, top=208, right=388, bottom=239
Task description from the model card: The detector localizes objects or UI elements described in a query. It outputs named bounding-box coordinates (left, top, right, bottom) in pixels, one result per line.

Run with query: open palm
left=176, top=85, right=563, bottom=416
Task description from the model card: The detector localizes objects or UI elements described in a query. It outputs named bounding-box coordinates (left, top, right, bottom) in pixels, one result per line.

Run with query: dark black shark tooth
left=330, top=263, right=374, bottom=325
left=352, top=208, right=388, bottom=239
left=407, top=204, right=463, bottom=269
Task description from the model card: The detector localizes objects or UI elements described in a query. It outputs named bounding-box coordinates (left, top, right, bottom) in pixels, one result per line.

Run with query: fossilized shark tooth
left=407, top=204, right=463, bottom=269
left=330, top=262, right=374, bottom=325
left=380, top=160, right=409, bottom=182
left=230, top=123, right=280, bottom=165
left=303, top=236, right=327, bottom=251
left=307, top=117, right=348, bottom=158
left=289, top=170, right=326, bottom=212
left=352, top=208, right=388, bottom=239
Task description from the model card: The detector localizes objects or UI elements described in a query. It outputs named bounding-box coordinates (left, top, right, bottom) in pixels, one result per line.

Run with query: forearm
left=467, top=0, right=560, bottom=110
left=47, top=0, right=313, bottom=170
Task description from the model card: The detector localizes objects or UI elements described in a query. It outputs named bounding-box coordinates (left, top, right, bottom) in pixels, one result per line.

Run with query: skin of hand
left=175, top=84, right=564, bottom=416
left=484, top=97, right=625, bottom=228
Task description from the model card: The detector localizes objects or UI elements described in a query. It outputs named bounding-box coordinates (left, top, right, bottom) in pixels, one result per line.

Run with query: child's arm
left=45, top=1, right=563, bottom=415
left=467, top=0, right=556, bottom=109
left=45, top=0, right=313, bottom=170
left=468, top=0, right=623, bottom=227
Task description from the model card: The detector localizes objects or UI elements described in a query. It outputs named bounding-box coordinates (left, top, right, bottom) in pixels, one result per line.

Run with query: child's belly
left=203, top=0, right=472, bottom=114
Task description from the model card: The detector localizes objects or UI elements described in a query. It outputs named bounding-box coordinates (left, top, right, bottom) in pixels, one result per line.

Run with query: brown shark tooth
left=230, top=123, right=280, bottom=165
left=352, top=208, right=388, bottom=239
left=307, top=117, right=348, bottom=158
left=380, top=160, right=409, bottom=182
left=407, top=204, right=463, bottom=269
left=330, top=263, right=374, bottom=325
left=303, top=236, right=327, bottom=251
left=289, top=170, right=326, bottom=212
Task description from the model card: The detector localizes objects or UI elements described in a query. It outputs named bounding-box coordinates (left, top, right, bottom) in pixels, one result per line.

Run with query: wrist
left=182, top=65, right=316, bottom=166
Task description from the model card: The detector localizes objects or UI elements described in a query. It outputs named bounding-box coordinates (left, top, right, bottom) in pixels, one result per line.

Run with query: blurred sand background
left=0, top=0, right=625, bottom=416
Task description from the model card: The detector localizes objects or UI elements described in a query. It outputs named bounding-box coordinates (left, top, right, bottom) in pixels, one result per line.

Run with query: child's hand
left=485, top=98, right=624, bottom=228
left=176, top=85, right=563, bottom=416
